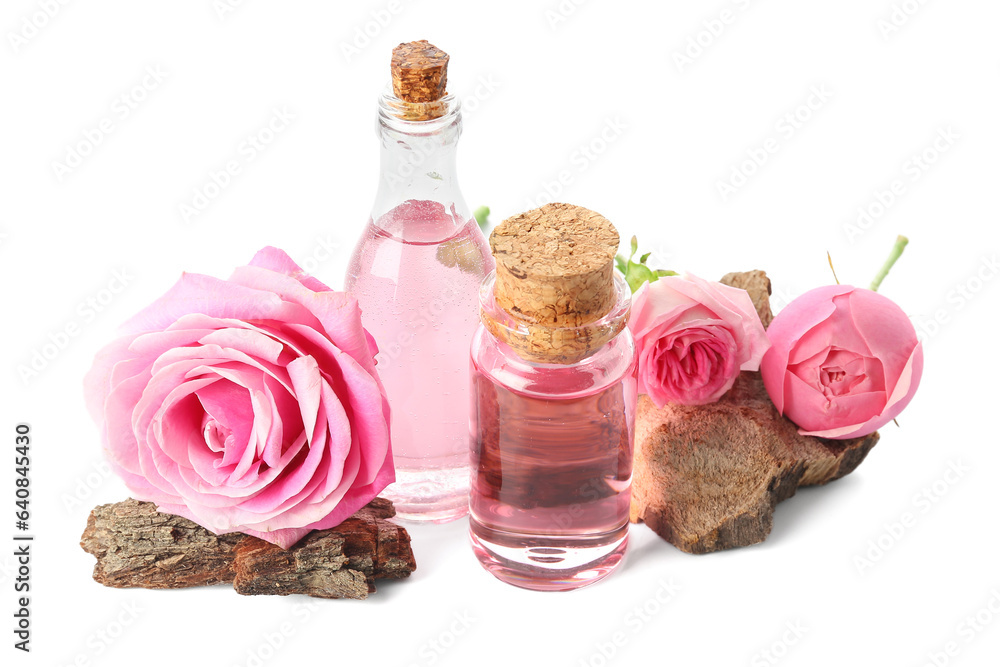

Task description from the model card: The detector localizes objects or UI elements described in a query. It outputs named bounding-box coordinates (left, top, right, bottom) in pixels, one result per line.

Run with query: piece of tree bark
left=81, top=497, right=415, bottom=599
left=80, top=498, right=243, bottom=589
left=231, top=499, right=415, bottom=599
left=630, top=270, right=878, bottom=553
left=630, top=373, right=879, bottom=554
left=720, top=269, right=773, bottom=328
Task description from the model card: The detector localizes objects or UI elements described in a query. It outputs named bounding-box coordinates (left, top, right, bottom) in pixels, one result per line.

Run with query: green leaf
left=624, top=263, right=657, bottom=294
left=473, top=205, right=491, bottom=231
left=615, top=235, right=676, bottom=293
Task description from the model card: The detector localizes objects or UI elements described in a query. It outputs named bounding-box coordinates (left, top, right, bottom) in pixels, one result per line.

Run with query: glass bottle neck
left=371, top=91, right=470, bottom=234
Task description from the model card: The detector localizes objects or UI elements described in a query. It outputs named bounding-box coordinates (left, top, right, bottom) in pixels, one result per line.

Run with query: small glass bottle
left=469, top=203, right=637, bottom=591
left=345, top=41, right=493, bottom=522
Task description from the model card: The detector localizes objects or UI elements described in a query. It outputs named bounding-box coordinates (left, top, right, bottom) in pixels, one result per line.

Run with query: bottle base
left=469, top=519, right=628, bottom=592
left=381, top=465, right=470, bottom=524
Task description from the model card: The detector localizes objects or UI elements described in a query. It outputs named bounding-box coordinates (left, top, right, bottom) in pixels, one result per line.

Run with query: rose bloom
left=760, top=285, right=923, bottom=439
left=84, top=247, right=393, bottom=549
left=628, top=273, right=770, bottom=407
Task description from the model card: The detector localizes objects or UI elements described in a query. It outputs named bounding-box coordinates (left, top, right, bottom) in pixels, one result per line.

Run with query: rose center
left=203, top=415, right=233, bottom=454
left=816, top=349, right=866, bottom=398
left=823, top=368, right=846, bottom=384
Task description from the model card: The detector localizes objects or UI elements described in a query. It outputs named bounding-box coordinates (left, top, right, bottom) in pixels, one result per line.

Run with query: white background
left=2, top=1, right=998, bottom=666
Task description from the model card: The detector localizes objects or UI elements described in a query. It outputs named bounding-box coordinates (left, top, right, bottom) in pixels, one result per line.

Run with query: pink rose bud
left=760, top=285, right=923, bottom=440
left=628, top=273, right=770, bottom=407
left=83, top=247, right=394, bottom=549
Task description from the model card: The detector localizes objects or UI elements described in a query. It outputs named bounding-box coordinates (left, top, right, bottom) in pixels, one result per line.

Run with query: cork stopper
left=488, top=203, right=623, bottom=364
left=390, top=40, right=449, bottom=121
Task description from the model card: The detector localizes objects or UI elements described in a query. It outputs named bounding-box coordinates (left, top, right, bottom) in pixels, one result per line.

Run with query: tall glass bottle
left=345, top=41, right=493, bottom=522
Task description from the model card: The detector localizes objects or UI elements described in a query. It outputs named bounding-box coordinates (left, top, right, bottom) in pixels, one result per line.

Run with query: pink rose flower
left=760, top=285, right=923, bottom=439
left=628, top=273, right=770, bottom=407
left=84, top=247, right=393, bottom=549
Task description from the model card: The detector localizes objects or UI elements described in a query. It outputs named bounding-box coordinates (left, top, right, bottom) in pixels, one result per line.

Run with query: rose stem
left=870, top=235, right=910, bottom=292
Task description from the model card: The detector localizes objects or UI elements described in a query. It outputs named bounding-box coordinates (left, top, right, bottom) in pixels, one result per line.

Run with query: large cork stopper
left=488, top=203, right=622, bottom=364
left=390, top=40, right=449, bottom=121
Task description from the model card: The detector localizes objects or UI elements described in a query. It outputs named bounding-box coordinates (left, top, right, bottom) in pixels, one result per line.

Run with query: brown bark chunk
left=80, top=498, right=242, bottom=588
left=630, top=372, right=878, bottom=553
left=80, top=497, right=415, bottom=599
left=720, top=269, right=774, bottom=328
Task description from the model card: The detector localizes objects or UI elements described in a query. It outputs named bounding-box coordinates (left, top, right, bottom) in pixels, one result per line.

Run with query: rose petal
left=230, top=265, right=380, bottom=381
left=118, top=273, right=290, bottom=337
left=846, top=289, right=919, bottom=398
left=246, top=246, right=333, bottom=293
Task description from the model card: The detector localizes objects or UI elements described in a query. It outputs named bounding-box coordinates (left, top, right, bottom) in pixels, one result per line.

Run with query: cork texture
left=390, top=40, right=449, bottom=120
left=488, top=203, right=621, bottom=364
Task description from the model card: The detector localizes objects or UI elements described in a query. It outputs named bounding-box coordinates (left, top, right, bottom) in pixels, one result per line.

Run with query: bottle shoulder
left=346, top=214, right=493, bottom=299
left=472, top=325, right=636, bottom=400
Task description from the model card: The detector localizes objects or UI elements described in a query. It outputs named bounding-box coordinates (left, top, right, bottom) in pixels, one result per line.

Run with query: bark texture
left=720, top=269, right=774, bottom=329
left=630, top=373, right=878, bottom=553
left=81, top=497, right=415, bottom=599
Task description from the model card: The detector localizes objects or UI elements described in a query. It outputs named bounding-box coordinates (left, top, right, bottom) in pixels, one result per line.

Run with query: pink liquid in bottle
left=346, top=200, right=493, bottom=522
left=469, top=272, right=637, bottom=591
